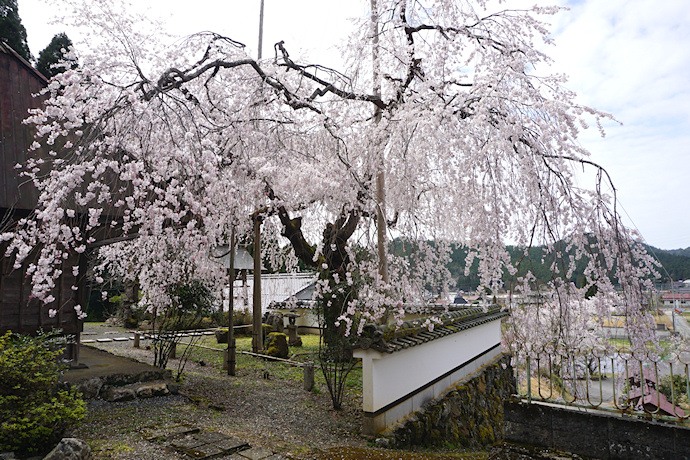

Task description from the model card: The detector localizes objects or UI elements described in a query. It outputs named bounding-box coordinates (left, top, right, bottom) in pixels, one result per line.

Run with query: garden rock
left=76, top=378, right=103, bottom=400
left=264, top=333, right=289, bottom=359
left=43, top=438, right=91, bottom=460
left=135, top=382, right=169, bottom=398
left=264, top=313, right=284, bottom=333
left=102, top=386, right=136, bottom=402
left=167, top=382, right=181, bottom=394
left=215, top=329, right=228, bottom=344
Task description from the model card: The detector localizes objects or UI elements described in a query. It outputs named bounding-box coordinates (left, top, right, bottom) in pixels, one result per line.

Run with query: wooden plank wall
left=0, top=42, right=47, bottom=210
left=0, top=42, right=83, bottom=337
left=0, top=243, right=83, bottom=335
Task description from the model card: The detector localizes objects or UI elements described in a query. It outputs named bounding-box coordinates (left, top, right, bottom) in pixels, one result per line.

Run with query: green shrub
left=210, top=311, right=228, bottom=327
left=233, top=310, right=252, bottom=326
left=0, top=331, right=85, bottom=457
left=659, top=374, right=688, bottom=403
left=151, top=280, right=216, bottom=377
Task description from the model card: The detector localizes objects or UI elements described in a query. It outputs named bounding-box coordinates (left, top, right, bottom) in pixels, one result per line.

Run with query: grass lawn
left=175, top=333, right=363, bottom=400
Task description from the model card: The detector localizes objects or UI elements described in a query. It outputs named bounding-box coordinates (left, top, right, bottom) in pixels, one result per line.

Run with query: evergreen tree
left=36, top=32, right=77, bottom=78
left=0, top=0, right=31, bottom=62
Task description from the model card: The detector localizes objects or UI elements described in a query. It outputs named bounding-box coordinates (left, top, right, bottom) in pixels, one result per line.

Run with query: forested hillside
left=393, top=241, right=690, bottom=291
left=665, top=247, right=690, bottom=258
left=644, top=245, right=690, bottom=281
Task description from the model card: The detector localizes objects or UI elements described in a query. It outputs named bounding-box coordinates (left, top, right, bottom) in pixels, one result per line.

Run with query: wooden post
left=227, top=229, right=236, bottom=375
left=73, top=249, right=90, bottom=366
left=133, top=332, right=140, bottom=348
left=252, top=216, right=263, bottom=353
left=303, top=362, right=315, bottom=391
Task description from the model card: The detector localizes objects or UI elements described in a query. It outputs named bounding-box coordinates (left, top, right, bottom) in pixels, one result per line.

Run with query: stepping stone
left=113, top=337, right=129, bottom=342
left=194, top=432, right=229, bottom=443
left=170, top=435, right=205, bottom=450
left=81, top=339, right=95, bottom=343
left=144, top=424, right=199, bottom=441
left=96, top=338, right=112, bottom=342
left=214, top=437, right=249, bottom=452
left=237, top=447, right=275, bottom=459
left=184, top=443, right=224, bottom=459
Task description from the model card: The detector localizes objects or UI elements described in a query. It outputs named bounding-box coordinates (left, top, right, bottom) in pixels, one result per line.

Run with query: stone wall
left=387, top=354, right=515, bottom=449
left=505, top=400, right=690, bottom=459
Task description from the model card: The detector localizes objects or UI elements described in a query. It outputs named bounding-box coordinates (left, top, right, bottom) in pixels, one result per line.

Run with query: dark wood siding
left=0, top=42, right=83, bottom=337
left=0, top=41, right=47, bottom=210
left=0, top=245, right=83, bottom=334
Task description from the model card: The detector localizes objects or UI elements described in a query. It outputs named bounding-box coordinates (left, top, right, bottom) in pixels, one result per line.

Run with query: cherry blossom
left=4, top=0, right=659, bottom=345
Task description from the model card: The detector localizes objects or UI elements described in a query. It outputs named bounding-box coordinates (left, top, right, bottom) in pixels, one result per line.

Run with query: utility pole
left=251, top=0, right=265, bottom=354
left=258, top=0, right=265, bottom=60
left=371, top=0, right=388, bottom=286
left=252, top=216, right=263, bottom=352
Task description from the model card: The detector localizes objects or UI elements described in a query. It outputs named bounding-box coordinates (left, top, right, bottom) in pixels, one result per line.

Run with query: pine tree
left=0, top=0, right=31, bottom=62
left=36, top=33, right=77, bottom=78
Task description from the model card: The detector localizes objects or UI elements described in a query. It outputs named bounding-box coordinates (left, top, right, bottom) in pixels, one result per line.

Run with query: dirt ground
left=69, top=323, right=582, bottom=460
left=72, top=323, right=368, bottom=459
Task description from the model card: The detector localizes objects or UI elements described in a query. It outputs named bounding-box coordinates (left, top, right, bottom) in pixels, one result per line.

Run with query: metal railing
left=510, top=343, right=690, bottom=423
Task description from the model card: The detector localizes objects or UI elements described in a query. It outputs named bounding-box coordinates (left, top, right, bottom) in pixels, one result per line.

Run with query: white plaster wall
left=270, top=307, right=320, bottom=329
left=356, top=319, right=502, bottom=413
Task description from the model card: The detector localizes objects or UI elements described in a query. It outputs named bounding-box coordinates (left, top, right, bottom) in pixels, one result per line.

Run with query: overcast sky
left=17, top=0, right=690, bottom=250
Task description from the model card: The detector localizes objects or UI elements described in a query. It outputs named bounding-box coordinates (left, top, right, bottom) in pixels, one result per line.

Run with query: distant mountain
left=396, top=240, right=690, bottom=291
left=664, top=247, right=690, bottom=258
left=643, top=245, right=690, bottom=281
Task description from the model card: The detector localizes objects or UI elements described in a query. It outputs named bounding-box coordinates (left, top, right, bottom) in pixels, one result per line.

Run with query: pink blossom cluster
left=2, top=0, right=661, bottom=342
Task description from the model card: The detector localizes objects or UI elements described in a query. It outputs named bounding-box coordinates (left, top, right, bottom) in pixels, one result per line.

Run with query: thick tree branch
left=274, top=41, right=386, bottom=110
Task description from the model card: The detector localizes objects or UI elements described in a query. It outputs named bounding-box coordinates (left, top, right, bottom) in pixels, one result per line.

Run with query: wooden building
left=0, top=41, right=84, bottom=349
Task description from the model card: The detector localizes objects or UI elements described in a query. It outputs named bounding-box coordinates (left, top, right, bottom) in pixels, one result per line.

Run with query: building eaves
left=0, top=40, right=48, bottom=83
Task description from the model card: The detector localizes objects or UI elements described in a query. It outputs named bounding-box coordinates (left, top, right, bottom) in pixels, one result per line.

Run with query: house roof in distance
left=661, top=292, right=690, bottom=301
left=211, top=245, right=260, bottom=271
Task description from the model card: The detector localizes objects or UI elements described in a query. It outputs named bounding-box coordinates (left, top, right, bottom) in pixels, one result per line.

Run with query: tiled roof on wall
left=355, top=305, right=508, bottom=354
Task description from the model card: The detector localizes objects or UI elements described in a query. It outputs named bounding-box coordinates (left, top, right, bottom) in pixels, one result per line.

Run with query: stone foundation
left=388, top=354, right=515, bottom=449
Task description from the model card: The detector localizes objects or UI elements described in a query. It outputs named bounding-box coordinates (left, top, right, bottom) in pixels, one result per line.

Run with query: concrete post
left=133, top=332, right=140, bottom=348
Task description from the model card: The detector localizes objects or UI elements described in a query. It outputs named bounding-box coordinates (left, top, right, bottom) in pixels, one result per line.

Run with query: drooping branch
left=274, top=41, right=386, bottom=110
